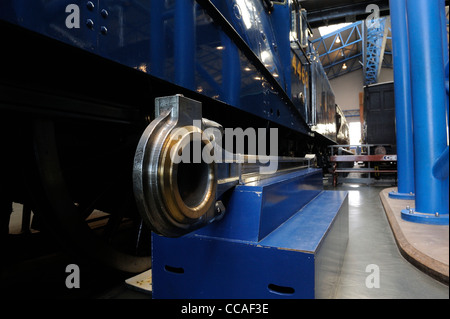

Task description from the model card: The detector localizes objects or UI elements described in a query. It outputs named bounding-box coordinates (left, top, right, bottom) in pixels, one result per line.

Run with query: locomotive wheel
left=27, top=118, right=151, bottom=273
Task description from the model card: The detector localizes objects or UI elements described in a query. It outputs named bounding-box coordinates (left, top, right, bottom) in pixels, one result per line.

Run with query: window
left=349, top=122, right=362, bottom=145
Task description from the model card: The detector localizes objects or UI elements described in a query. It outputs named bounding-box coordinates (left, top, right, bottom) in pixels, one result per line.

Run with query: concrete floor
left=6, top=183, right=449, bottom=299
left=327, top=183, right=448, bottom=299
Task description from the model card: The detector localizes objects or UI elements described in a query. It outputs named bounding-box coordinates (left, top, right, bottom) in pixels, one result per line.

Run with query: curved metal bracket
left=134, top=95, right=312, bottom=237
left=133, top=95, right=221, bottom=237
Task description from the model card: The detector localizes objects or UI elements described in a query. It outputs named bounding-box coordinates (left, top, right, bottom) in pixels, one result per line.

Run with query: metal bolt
left=86, top=1, right=95, bottom=10
left=86, top=19, right=94, bottom=29
left=260, top=31, right=266, bottom=40
left=100, top=9, right=109, bottom=18
left=215, top=201, right=226, bottom=219
left=215, top=201, right=222, bottom=213
left=100, top=26, right=108, bottom=35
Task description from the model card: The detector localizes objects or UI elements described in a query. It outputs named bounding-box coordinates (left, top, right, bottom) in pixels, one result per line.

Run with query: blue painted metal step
left=196, top=167, right=324, bottom=242
left=152, top=169, right=349, bottom=299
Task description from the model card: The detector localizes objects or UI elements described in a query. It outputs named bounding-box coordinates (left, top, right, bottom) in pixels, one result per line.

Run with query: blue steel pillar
left=402, top=0, right=449, bottom=225
left=221, top=34, right=241, bottom=107
left=440, top=0, right=449, bottom=210
left=174, top=0, right=196, bottom=90
left=388, top=0, right=415, bottom=200
left=441, top=0, right=449, bottom=151
left=150, top=0, right=165, bottom=78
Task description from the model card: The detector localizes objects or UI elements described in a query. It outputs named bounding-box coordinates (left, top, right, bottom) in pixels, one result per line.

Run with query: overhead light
left=335, top=36, right=341, bottom=44
left=319, top=23, right=351, bottom=37
left=216, top=46, right=225, bottom=50
left=342, top=63, right=347, bottom=70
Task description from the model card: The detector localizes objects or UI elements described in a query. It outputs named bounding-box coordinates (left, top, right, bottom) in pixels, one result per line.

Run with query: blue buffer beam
left=152, top=169, right=349, bottom=299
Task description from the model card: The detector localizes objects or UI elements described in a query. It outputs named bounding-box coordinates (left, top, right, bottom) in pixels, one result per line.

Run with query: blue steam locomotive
left=0, top=0, right=349, bottom=272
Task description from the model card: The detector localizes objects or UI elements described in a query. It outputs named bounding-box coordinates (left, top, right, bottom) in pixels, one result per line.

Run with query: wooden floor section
left=380, top=187, right=449, bottom=285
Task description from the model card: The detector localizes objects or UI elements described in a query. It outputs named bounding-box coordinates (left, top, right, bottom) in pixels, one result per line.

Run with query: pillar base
left=401, top=208, right=449, bottom=225
left=389, top=191, right=415, bottom=200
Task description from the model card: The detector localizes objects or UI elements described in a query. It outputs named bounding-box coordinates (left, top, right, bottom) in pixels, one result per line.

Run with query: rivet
left=86, top=1, right=95, bottom=10
left=101, top=9, right=109, bottom=18
left=100, top=26, right=108, bottom=35
left=86, top=19, right=94, bottom=29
